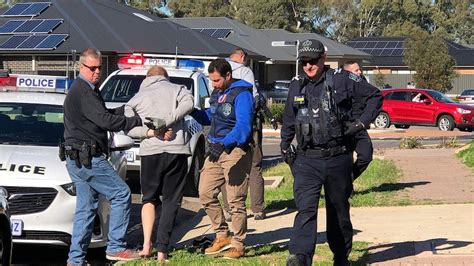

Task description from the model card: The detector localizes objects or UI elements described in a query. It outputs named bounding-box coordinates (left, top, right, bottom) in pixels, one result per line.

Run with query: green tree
left=374, top=71, right=385, bottom=88
left=403, top=32, right=457, bottom=93
left=167, top=0, right=230, bottom=18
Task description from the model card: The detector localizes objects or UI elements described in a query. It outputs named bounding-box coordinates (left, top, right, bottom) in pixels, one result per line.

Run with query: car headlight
left=0, top=187, right=8, bottom=199
left=457, top=108, right=471, bottom=114
left=61, top=183, right=76, bottom=196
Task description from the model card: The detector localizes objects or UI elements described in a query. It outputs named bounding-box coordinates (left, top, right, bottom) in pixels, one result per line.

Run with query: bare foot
left=139, top=242, right=152, bottom=257
left=157, top=251, right=168, bottom=262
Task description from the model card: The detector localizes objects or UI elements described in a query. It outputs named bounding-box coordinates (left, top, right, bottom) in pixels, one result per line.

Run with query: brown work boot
left=204, top=235, right=232, bottom=255
left=222, top=247, right=245, bottom=259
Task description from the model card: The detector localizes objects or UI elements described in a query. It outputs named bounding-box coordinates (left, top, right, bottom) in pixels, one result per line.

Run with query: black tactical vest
left=293, top=71, right=345, bottom=149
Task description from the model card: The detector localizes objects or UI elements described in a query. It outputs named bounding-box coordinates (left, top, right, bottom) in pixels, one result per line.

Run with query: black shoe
left=334, top=257, right=350, bottom=266
left=254, top=211, right=266, bottom=220
left=286, top=254, right=305, bottom=266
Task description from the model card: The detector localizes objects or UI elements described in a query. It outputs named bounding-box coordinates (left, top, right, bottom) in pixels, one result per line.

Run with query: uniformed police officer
left=63, top=48, right=142, bottom=265
left=343, top=60, right=376, bottom=179
left=281, top=40, right=382, bottom=266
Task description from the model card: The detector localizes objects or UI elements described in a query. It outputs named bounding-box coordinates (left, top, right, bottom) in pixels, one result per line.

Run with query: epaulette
left=292, top=74, right=309, bottom=88
left=348, top=72, right=362, bottom=82
left=334, top=68, right=342, bottom=74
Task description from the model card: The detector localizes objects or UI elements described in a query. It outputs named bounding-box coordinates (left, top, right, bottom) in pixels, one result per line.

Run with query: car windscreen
left=100, top=75, right=194, bottom=102
left=427, top=90, right=456, bottom=103
left=0, top=103, right=63, bottom=146
left=461, top=90, right=474, bottom=96
left=274, top=82, right=290, bottom=90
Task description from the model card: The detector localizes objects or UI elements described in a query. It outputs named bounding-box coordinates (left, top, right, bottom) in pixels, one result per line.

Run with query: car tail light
left=117, top=54, right=144, bottom=69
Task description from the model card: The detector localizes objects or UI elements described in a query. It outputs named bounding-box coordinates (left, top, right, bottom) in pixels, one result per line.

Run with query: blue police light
left=177, top=59, right=205, bottom=71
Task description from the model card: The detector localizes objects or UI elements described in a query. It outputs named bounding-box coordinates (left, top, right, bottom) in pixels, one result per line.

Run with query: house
left=347, top=37, right=474, bottom=94
left=0, top=0, right=263, bottom=81
left=168, top=17, right=370, bottom=85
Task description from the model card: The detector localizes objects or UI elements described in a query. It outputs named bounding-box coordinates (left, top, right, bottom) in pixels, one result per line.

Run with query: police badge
left=222, top=103, right=232, bottom=116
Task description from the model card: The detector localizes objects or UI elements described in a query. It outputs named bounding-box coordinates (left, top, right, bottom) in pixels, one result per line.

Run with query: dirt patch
left=383, top=148, right=473, bottom=204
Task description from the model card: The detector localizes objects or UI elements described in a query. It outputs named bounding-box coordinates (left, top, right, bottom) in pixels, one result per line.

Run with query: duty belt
left=297, top=146, right=347, bottom=158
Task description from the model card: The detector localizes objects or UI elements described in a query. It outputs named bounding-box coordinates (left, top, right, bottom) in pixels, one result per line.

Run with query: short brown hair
left=146, top=66, right=168, bottom=78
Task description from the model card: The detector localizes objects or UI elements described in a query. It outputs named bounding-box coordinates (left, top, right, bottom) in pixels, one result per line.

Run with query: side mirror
left=110, top=133, right=134, bottom=151
left=204, top=97, right=211, bottom=108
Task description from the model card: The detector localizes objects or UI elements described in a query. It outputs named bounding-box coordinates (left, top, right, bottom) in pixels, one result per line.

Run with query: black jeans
left=289, top=152, right=353, bottom=266
left=140, top=153, right=188, bottom=252
left=353, top=130, right=373, bottom=179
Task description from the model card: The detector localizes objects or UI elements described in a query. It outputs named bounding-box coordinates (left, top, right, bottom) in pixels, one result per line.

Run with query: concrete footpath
left=171, top=204, right=473, bottom=265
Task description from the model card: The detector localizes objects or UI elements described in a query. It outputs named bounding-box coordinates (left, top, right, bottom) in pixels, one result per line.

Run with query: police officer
left=281, top=40, right=382, bottom=266
left=342, top=60, right=376, bottom=179
left=191, top=58, right=254, bottom=259
left=63, top=48, right=142, bottom=265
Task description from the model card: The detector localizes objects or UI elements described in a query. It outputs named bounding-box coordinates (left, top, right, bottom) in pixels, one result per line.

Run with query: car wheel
left=438, top=115, right=455, bottom=131
left=394, top=124, right=410, bottom=129
left=183, top=142, right=205, bottom=197
left=374, top=112, right=390, bottom=129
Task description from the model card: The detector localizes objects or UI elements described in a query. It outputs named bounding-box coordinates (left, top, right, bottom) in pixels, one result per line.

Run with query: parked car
left=260, top=80, right=291, bottom=103
left=457, top=89, right=474, bottom=106
left=0, top=89, right=134, bottom=248
left=0, top=187, right=12, bottom=266
left=374, top=88, right=474, bottom=131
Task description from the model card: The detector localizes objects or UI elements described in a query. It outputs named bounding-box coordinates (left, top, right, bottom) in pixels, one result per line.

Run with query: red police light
left=117, top=54, right=145, bottom=69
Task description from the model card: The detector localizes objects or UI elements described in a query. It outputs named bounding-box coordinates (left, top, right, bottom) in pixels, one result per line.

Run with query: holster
left=79, top=142, right=92, bottom=168
left=58, top=142, right=66, bottom=161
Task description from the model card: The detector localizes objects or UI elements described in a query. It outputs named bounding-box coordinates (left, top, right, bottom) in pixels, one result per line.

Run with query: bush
left=438, top=137, right=460, bottom=148
left=399, top=137, right=423, bottom=149
left=267, top=102, right=285, bottom=123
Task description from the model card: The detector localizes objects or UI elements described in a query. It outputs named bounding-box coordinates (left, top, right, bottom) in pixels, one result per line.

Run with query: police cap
left=298, top=39, right=325, bottom=59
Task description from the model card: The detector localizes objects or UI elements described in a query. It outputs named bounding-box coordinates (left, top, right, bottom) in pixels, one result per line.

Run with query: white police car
left=99, top=57, right=210, bottom=197
left=0, top=79, right=134, bottom=248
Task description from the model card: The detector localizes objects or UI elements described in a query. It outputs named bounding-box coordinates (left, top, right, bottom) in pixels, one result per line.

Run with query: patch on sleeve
left=348, top=72, right=362, bottom=82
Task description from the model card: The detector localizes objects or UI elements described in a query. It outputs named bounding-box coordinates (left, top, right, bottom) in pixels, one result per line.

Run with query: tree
left=167, top=0, right=230, bottom=18
left=403, top=32, right=457, bottom=93
left=374, top=71, right=385, bottom=88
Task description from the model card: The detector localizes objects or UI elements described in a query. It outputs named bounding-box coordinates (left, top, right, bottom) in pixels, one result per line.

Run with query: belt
left=297, top=146, right=347, bottom=158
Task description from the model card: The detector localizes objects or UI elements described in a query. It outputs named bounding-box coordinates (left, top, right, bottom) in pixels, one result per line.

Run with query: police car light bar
left=2, top=74, right=72, bottom=93
left=117, top=54, right=145, bottom=69
left=118, top=54, right=205, bottom=72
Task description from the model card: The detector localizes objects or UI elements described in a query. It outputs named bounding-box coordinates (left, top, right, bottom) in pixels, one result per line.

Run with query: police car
left=0, top=76, right=134, bottom=247
left=99, top=56, right=209, bottom=197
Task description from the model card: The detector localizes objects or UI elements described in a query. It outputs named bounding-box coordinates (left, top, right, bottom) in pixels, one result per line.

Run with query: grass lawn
left=457, top=141, right=474, bottom=169
left=124, top=242, right=369, bottom=265
left=264, top=158, right=408, bottom=209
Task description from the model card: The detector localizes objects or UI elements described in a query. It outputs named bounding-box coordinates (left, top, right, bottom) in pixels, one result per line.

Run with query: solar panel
left=385, top=41, right=398, bottom=48
left=380, top=49, right=393, bottom=56
left=212, top=28, right=232, bottom=39
left=35, top=34, right=67, bottom=49
left=354, top=41, right=367, bottom=48
left=0, top=20, right=25, bottom=33
left=371, top=49, right=383, bottom=56
left=200, top=29, right=216, bottom=36
left=17, top=35, right=48, bottom=49
left=13, top=19, right=43, bottom=33
left=375, top=41, right=388, bottom=48
left=365, top=42, right=376, bottom=48
left=20, top=2, right=50, bottom=16
left=392, top=49, right=404, bottom=56
left=0, top=35, right=28, bottom=49
left=360, top=49, right=372, bottom=54
left=395, top=42, right=404, bottom=48
left=1, top=3, right=30, bottom=16
left=31, top=19, right=62, bottom=33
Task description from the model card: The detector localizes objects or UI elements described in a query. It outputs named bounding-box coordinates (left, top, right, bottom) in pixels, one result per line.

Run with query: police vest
left=294, top=71, right=345, bottom=149
left=209, top=87, right=251, bottom=139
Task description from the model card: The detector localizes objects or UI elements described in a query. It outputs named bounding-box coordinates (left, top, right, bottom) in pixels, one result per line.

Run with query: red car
left=374, top=88, right=474, bottom=131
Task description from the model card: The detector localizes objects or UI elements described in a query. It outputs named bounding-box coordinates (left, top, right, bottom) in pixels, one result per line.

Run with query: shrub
left=399, top=137, right=423, bottom=149
left=266, top=102, right=285, bottom=123
left=438, top=137, right=460, bottom=148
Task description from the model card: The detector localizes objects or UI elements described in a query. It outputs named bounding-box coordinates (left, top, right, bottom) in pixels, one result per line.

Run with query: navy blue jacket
left=280, top=67, right=382, bottom=150
left=191, top=79, right=254, bottom=148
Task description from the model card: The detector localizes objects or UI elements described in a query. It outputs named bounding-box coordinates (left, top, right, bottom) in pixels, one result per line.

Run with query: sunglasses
left=82, top=63, right=102, bottom=72
left=300, top=58, right=320, bottom=66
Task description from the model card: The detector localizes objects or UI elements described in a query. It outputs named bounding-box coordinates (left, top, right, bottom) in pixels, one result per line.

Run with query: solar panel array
left=193, top=28, right=232, bottom=39
left=0, top=19, right=62, bottom=34
left=0, top=34, right=67, bottom=50
left=1, top=2, right=50, bottom=17
left=347, top=40, right=405, bottom=56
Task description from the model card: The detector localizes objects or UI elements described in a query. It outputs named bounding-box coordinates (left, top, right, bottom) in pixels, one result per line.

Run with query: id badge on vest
left=293, top=95, right=305, bottom=106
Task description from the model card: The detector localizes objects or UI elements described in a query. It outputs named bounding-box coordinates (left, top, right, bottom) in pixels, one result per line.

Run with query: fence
left=365, top=74, right=474, bottom=96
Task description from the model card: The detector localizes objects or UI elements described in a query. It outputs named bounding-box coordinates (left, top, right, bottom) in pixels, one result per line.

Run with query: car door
left=386, top=91, right=411, bottom=122
left=409, top=91, right=437, bottom=124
